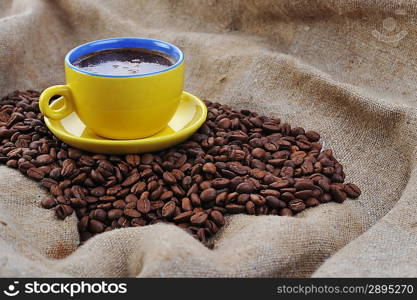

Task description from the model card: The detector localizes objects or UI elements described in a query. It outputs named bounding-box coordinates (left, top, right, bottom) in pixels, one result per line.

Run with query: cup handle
left=39, top=85, right=74, bottom=120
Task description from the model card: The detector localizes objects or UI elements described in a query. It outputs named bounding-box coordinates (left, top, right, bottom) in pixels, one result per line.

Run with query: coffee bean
left=27, top=167, right=45, bottom=180
left=317, top=178, right=330, bottom=192
left=236, top=193, right=249, bottom=204
left=117, top=216, right=129, bottom=228
left=200, top=188, right=217, bottom=202
left=79, top=155, right=94, bottom=167
left=90, top=186, right=106, bottom=197
left=100, top=195, right=115, bottom=202
left=61, top=159, right=75, bottom=177
left=225, top=204, right=245, bottom=214
left=190, top=212, right=208, bottom=225
left=72, top=172, right=87, bottom=184
left=50, top=185, right=63, bottom=197
left=0, top=90, right=360, bottom=248
left=122, top=194, right=135, bottom=204
left=162, top=201, right=176, bottom=218
left=306, top=130, right=320, bottom=142
left=250, top=194, right=266, bottom=206
left=70, top=197, right=87, bottom=208
left=84, top=196, right=97, bottom=204
left=294, top=179, right=315, bottom=191
left=18, top=160, right=34, bottom=170
left=90, top=209, right=107, bottom=221
left=278, top=208, right=293, bottom=216
left=202, top=162, right=216, bottom=174
left=6, top=113, right=24, bottom=128
left=344, top=183, right=361, bottom=198
left=250, top=137, right=265, bottom=148
left=173, top=211, right=193, bottom=223
left=279, top=192, right=294, bottom=201
left=181, top=197, right=193, bottom=211
left=227, top=162, right=248, bottom=175
left=78, top=216, right=89, bottom=232
left=98, top=160, right=113, bottom=176
left=125, top=201, right=136, bottom=209
left=259, top=189, right=280, bottom=197
left=319, top=193, right=332, bottom=203
left=113, top=200, right=126, bottom=209
left=152, top=185, right=166, bottom=199
left=150, top=200, right=164, bottom=210
left=210, top=210, right=225, bottom=226
left=262, top=123, right=281, bottom=132
left=245, top=201, right=256, bottom=215
left=305, top=197, right=320, bottom=207
left=68, top=148, right=82, bottom=160
left=160, top=190, right=174, bottom=200
left=268, top=158, right=285, bottom=167
left=124, top=208, right=141, bottom=218
left=288, top=199, right=306, bottom=212
left=88, top=219, right=105, bottom=233
left=121, top=173, right=140, bottom=187
left=131, top=182, right=146, bottom=195
left=162, top=172, right=176, bottom=184
left=71, top=185, right=85, bottom=199
left=6, top=159, right=17, bottom=168
left=125, top=154, right=140, bottom=166
left=141, top=153, right=153, bottom=164
left=0, top=128, right=11, bottom=138
left=36, top=154, right=53, bottom=165
left=191, top=193, right=202, bottom=206
left=137, top=192, right=151, bottom=213
left=41, top=197, right=56, bottom=209
left=251, top=148, right=266, bottom=159
left=236, top=182, right=254, bottom=193
left=131, top=218, right=146, bottom=227
left=329, top=185, right=347, bottom=203
left=55, top=204, right=73, bottom=220
left=211, top=178, right=230, bottom=189
left=270, top=178, right=290, bottom=189
left=265, top=196, right=286, bottom=209
left=56, top=196, right=69, bottom=205
left=107, top=209, right=123, bottom=220
left=294, top=190, right=313, bottom=200
left=218, top=118, right=231, bottom=129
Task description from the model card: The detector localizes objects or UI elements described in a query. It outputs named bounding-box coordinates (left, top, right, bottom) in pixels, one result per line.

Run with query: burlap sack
left=1, top=0, right=416, bottom=277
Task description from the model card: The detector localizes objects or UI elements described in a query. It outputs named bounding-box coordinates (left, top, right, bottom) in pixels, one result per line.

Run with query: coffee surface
left=72, top=48, right=175, bottom=76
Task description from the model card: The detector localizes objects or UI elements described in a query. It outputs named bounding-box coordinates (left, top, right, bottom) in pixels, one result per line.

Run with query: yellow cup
left=39, top=37, right=184, bottom=139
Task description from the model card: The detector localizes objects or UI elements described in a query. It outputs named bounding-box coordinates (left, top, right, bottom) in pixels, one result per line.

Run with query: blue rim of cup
left=65, top=37, right=184, bottom=78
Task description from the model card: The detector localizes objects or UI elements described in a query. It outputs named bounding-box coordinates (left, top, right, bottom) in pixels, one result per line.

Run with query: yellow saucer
left=44, top=91, right=207, bottom=154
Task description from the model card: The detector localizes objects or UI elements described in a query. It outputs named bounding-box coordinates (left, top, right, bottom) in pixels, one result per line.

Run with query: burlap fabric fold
left=1, top=0, right=416, bottom=277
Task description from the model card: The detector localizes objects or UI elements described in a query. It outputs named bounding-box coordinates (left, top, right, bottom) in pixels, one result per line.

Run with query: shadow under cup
left=48, top=37, right=184, bottom=140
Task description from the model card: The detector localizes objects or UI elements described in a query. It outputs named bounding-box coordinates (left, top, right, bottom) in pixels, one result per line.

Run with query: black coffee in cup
left=72, top=48, right=174, bottom=76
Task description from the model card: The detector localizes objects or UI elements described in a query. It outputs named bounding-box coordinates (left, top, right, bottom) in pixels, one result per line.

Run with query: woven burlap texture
left=1, top=0, right=417, bottom=277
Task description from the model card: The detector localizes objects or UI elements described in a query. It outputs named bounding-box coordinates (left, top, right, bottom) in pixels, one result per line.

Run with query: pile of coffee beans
left=0, top=90, right=361, bottom=248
